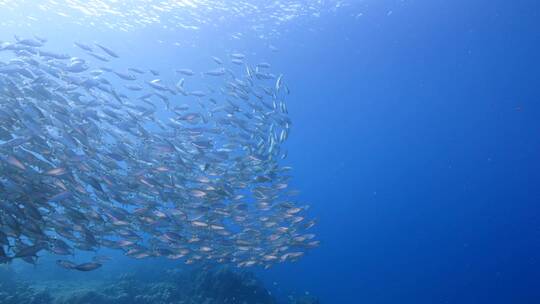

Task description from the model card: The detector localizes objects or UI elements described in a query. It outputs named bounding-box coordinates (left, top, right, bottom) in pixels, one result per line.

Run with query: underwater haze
left=1, top=0, right=540, bottom=303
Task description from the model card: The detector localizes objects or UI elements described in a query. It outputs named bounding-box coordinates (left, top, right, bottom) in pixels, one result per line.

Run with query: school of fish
left=0, top=0, right=346, bottom=36
left=0, top=36, right=318, bottom=271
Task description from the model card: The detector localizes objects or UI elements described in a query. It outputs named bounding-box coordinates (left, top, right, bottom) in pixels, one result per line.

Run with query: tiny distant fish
left=192, top=140, right=212, bottom=149
left=196, top=176, right=211, bottom=183
left=125, top=84, right=143, bottom=91
left=56, top=260, right=76, bottom=270
left=176, top=69, right=194, bottom=76
left=5, top=156, right=26, bottom=170
left=87, top=52, right=109, bottom=62
left=44, top=167, right=67, bottom=176
left=204, top=68, right=226, bottom=76
left=192, top=220, right=208, bottom=227
left=231, top=59, right=243, bottom=65
left=92, top=255, right=112, bottom=263
left=128, top=67, right=145, bottom=74
left=230, top=53, right=245, bottom=59
left=95, top=43, right=119, bottom=58
left=15, top=35, right=43, bottom=47
left=74, top=262, right=102, bottom=271
left=0, top=137, right=29, bottom=148
left=275, top=74, right=283, bottom=91
left=257, top=62, right=271, bottom=68
left=190, top=190, right=207, bottom=198
left=189, top=91, right=206, bottom=97
left=74, top=41, right=93, bottom=52
left=113, top=71, right=136, bottom=81
left=34, top=35, right=47, bottom=43
left=48, top=191, right=72, bottom=202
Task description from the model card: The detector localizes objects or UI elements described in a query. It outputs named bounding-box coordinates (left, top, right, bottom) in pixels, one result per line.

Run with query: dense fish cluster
left=0, top=36, right=318, bottom=270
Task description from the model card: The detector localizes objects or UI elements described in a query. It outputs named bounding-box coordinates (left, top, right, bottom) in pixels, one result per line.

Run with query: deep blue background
left=260, top=0, right=540, bottom=303
left=2, top=1, right=539, bottom=303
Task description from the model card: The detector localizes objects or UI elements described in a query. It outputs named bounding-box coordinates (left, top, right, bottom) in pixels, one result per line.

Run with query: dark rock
left=293, top=295, right=320, bottom=304
left=188, top=267, right=276, bottom=304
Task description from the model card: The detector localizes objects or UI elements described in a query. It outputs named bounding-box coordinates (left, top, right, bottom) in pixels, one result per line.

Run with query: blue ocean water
left=272, top=1, right=540, bottom=302
left=0, top=1, right=539, bottom=303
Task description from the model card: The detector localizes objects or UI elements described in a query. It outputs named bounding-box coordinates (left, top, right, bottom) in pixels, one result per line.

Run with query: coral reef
left=0, top=266, right=315, bottom=303
left=0, top=267, right=53, bottom=304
